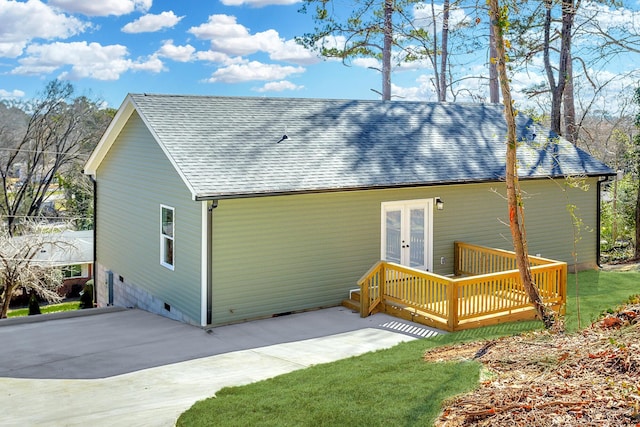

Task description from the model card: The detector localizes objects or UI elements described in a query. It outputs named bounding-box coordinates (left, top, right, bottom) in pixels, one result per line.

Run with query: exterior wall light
left=435, top=197, right=444, bottom=210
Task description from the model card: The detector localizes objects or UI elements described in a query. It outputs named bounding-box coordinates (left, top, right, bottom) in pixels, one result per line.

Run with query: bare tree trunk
left=430, top=0, right=441, bottom=101
left=563, top=51, right=577, bottom=143
left=543, top=0, right=562, bottom=134
left=636, top=166, right=640, bottom=259
left=612, top=176, right=619, bottom=243
left=632, top=89, right=640, bottom=260
left=544, top=0, right=575, bottom=136
left=439, top=0, right=450, bottom=102
left=489, top=24, right=500, bottom=103
left=0, top=288, right=10, bottom=318
left=382, top=0, right=393, bottom=100
left=489, top=0, right=555, bottom=328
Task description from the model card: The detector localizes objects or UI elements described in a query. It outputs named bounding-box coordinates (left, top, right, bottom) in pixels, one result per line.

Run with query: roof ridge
left=128, top=93, right=504, bottom=108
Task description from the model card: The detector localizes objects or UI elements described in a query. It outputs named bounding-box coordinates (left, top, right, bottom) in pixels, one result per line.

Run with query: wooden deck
left=349, top=242, right=567, bottom=332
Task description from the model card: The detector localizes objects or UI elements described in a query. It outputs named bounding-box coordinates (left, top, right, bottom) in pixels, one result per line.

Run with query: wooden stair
left=342, top=289, right=361, bottom=312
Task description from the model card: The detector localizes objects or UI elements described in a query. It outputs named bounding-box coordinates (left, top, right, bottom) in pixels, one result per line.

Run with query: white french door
left=381, top=199, right=433, bottom=271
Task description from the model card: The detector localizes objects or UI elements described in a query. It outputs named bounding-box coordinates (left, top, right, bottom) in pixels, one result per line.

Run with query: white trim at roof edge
left=83, top=95, right=135, bottom=177
left=82, top=94, right=199, bottom=201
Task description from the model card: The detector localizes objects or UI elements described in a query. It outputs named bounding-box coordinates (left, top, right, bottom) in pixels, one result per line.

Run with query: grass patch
left=564, top=269, right=640, bottom=332
left=178, top=270, right=640, bottom=427
left=180, top=355, right=480, bottom=427
left=7, top=301, right=81, bottom=318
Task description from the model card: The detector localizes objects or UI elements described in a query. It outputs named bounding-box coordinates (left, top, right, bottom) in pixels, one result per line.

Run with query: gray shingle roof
left=127, top=94, right=614, bottom=199
left=12, top=230, right=93, bottom=267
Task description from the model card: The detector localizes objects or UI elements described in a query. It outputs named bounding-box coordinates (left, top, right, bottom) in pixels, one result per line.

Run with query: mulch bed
left=428, top=301, right=640, bottom=426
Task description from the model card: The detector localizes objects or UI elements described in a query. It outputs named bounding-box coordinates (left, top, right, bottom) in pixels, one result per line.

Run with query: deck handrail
left=358, top=243, right=567, bottom=331
left=454, top=241, right=557, bottom=276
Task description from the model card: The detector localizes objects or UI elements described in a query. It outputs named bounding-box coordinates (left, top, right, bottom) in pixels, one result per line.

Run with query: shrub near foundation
left=79, top=280, right=94, bottom=309
left=28, top=293, right=41, bottom=316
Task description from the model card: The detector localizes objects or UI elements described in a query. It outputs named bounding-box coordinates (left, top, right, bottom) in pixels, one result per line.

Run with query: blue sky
left=1, top=0, right=639, bottom=110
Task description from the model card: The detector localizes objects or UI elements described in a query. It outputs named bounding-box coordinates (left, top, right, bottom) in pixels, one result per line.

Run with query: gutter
left=88, top=174, right=98, bottom=304
left=206, top=200, right=217, bottom=325
left=193, top=173, right=617, bottom=201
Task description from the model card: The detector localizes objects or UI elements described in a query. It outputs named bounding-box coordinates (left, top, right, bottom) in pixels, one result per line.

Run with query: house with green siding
left=83, top=94, right=614, bottom=327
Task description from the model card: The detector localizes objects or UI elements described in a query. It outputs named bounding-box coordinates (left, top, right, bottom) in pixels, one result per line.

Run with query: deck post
left=360, top=278, right=370, bottom=318
left=453, top=241, right=461, bottom=276
left=379, top=262, right=386, bottom=313
left=447, top=280, right=458, bottom=332
left=560, top=263, right=568, bottom=315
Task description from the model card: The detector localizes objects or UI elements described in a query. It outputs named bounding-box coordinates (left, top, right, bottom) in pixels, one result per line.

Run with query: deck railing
left=357, top=242, right=567, bottom=332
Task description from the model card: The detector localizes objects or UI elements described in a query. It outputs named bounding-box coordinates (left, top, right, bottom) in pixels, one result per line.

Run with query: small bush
left=28, top=292, right=41, bottom=316
left=79, top=280, right=94, bottom=309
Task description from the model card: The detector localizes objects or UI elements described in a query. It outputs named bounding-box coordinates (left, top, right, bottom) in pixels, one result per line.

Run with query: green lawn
left=7, top=301, right=81, bottom=317
left=177, top=269, right=640, bottom=427
left=564, top=269, right=640, bottom=331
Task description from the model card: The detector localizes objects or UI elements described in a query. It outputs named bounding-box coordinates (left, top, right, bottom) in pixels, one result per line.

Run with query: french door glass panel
left=382, top=200, right=432, bottom=271
left=409, top=208, right=425, bottom=268
left=385, top=209, right=402, bottom=264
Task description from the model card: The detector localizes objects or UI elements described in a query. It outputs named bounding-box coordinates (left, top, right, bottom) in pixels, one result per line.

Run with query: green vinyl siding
left=211, top=191, right=380, bottom=325
left=95, top=112, right=202, bottom=323
left=431, top=178, right=598, bottom=272
left=211, top=180, right=599, bottom=325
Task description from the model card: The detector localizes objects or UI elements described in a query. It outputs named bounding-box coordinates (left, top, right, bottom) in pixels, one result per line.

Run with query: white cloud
left=578, top=1, right=640, bottom=32
left=0, top=0, right=87, bottom=57
left=0, top=88, right=25, bottom=98
left=220, top=0, right=300, bottom=8
left=254, top=80, right=304, bottom=92
left=313, top=33, right=430, bottom=71
left=207, top=61, right=305, bottom=83
left=269, top=39, right=321, bottom=65
left=391, top=76, right=435, bottom=101
left=129, top=54, right=164, bottom=73
left=315, top=35, right=346, bottom=51
left=189, top=15, right=249, bottom=40
left=391, top=73, right=487, bottom=102
left=412, top=2, right=470, bottom=33
left=353, top=57, right=380, bottom=69
left=510, top=69, right=547, bottom=96
left=48, top=0, right=151, bottom=16
left=156, top=40, right=195, bottom=62
left=0, top=42, right=24, bottom=58
left=190, top=15, right=318, bottom=65
left=212, top=29, right=282, bottom=56
left=190, top=15, right=281, bottom=56
left=310, top=35, right=357, bottom=63
left=11, top=41, right=163, bottom=80
left=195, top=50, right=237, bottom=64
left=352, top=54, right=429, bottom=71
left=122, top=11, right=184, bottom=33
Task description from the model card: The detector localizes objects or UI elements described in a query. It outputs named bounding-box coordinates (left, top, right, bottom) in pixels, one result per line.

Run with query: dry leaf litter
left=429, top=301, right=640, bottom=426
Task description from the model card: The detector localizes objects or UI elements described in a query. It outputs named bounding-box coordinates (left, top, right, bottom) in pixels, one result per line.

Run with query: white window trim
left=160, top=204, right=175, bottom=271
left=380, top=198, right=434, bottom=272
left=63, top=264, right=83, bottom=279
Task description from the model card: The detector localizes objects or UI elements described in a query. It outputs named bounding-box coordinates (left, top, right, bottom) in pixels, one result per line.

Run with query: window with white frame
left=161, top=205, right=174, bottom=270
left=63, top=264, right=83, bottom=278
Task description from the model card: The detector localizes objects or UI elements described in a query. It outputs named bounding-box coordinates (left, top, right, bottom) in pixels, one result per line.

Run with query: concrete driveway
left=0, top=307, right=442, bottom=426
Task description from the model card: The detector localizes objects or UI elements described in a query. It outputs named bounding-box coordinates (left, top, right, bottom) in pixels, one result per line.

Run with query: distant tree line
left=0, top=81, right=114, bottom=318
